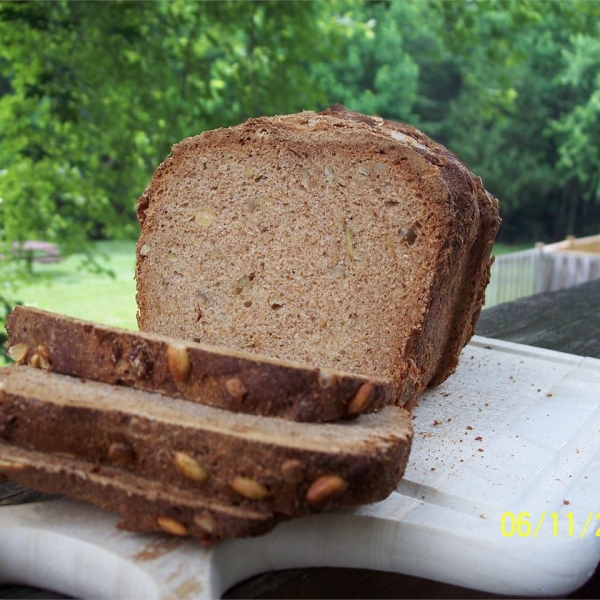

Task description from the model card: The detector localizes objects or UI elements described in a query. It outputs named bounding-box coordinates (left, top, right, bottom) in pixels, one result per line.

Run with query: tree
left=550, top=31, right=600, bottom=235
left=313, top=0, right=422, bottom=123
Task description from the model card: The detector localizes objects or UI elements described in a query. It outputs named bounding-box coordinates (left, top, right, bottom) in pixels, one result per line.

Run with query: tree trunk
left=565, top=179, right=579, bottom=238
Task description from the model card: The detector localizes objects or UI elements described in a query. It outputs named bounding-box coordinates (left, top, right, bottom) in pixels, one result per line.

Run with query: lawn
left=13, top=240, right=138, bottom=330
left=492, top=242, right=533, bottom=256
left=10, top=241, right=531, bottom=330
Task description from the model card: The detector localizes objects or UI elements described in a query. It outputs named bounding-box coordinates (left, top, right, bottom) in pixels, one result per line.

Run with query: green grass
left=10, top=241, right=532, bottom=330
left=13, top=240, right=138, bottom=330
left=492, top=242, right=533, bottom=256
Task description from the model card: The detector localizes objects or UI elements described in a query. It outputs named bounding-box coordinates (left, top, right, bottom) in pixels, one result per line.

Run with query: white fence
left=485, top=235, right=600, bottom=308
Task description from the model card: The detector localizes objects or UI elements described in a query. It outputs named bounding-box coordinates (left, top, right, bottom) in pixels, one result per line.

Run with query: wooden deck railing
left=485, top=234, right=600, bottom=308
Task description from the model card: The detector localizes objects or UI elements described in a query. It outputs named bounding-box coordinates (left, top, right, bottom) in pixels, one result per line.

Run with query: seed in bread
left=7, top=344, right=28, bottom=364
left=173, top=452, right=208, bottom=483
left=166, top=344, right=191, bottom=383
left=157, top=516, right=188, bottom=536
left=306, top=475, right=348, bottom=505
left=230, top=477, right=270, bottom=500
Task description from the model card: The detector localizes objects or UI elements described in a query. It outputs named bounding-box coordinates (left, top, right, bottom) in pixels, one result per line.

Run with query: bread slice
left=0, top=365, right=412, bottom=518
left=6, top=306, right=392, bottom=422
left=135, top=104, right=500, bottom=410
left=0, top=442, right=280, bottom=542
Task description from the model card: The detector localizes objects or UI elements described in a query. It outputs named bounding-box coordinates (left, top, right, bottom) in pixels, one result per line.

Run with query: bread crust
left=6, top=306, right=392, bottom=422
left=135, top=105, right=500, bottom=410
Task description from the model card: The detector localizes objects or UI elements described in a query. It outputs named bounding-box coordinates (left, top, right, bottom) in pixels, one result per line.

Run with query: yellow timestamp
left=501, top=511, right=600, bottom=538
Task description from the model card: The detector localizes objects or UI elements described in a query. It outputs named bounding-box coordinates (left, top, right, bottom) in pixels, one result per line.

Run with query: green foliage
left=551, top=32, right=600, bottom=200
left=1, top=0, right=600, bottom=272
left=314, top=1, right=422, bottom=122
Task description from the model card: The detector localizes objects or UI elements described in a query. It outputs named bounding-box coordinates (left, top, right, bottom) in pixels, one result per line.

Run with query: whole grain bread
left=0, top=366, right=412, bottom=518
left=6, top=306, right=392, bottom=422
left=0, top=442, right=280, bottom=542
left=135, top=104, right=500, bottom=410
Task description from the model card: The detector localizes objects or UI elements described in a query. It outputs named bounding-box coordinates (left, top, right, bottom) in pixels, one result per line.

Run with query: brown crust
left=135, top=105, right=500, bottom=411
left=0, top=365, right=412, bottom=516
left=319, top=105, right=501, bottom=390
left=0, top=442, right=279, bottom=542
left=6, top=306, right=392, bottom=422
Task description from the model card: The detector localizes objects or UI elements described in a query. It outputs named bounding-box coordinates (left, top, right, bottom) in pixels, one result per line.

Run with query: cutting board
left=1, top=336, right=600, bottom=599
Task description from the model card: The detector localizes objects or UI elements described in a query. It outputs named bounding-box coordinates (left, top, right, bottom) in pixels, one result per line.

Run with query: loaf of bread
left=0, top=105, right=499, bottom=543
left=6, top=306, right=392, bottom=422
left=0, top=366, right=411, bottom=532
left=136, top=104, right=500, bottom=410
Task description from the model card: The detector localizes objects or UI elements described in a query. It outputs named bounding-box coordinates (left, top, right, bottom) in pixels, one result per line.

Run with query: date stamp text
left=501, top=511, right=600, bottom=538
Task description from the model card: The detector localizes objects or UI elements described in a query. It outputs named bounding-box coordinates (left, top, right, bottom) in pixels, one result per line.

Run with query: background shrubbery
left=2, top=0, right=600, bottom=253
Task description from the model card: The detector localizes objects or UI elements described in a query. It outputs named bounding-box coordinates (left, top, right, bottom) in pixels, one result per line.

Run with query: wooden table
left=2, top=278, right=599, bottom=599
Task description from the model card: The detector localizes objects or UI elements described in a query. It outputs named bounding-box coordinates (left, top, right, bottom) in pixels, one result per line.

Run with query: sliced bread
left=0, top=365, right=412, bottom=517
left=135, top=104, right=500, bottom=410
left=0, top=442, right=280, bottom=542
left=6, top=306, right=392, bottom=422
